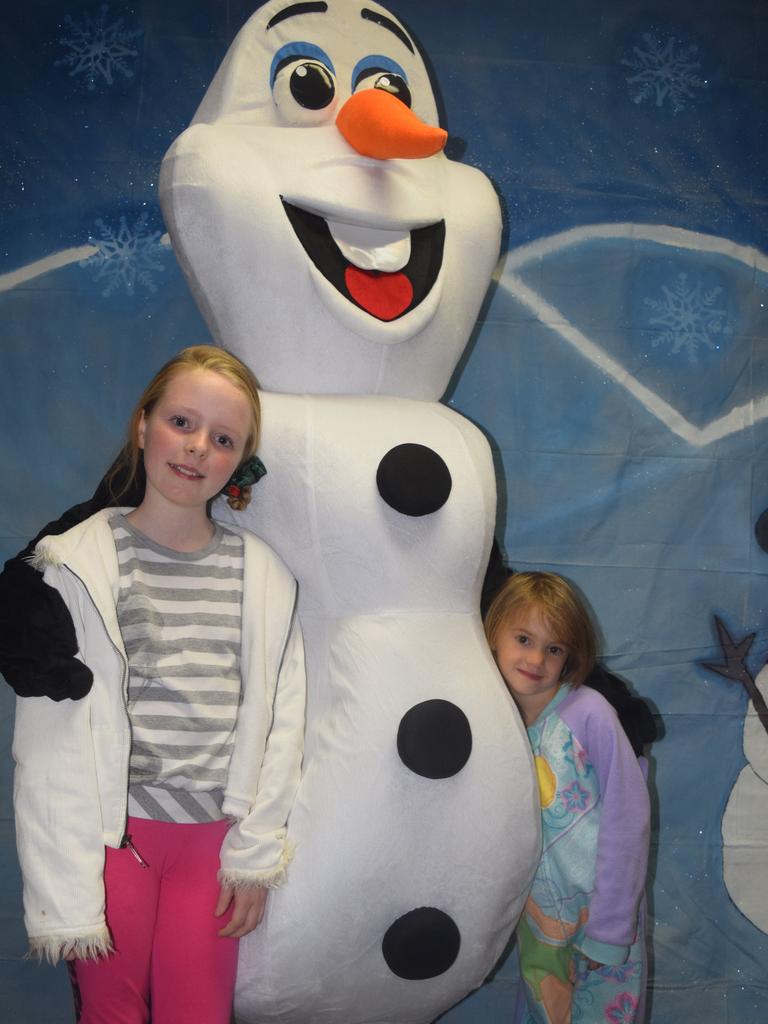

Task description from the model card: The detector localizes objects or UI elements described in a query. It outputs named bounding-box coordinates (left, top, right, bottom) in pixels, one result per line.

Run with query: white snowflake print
left=644, top=272, right=733, bottom=360
left=55, top=4, right=141, bottom=91
left=81, top=213, right=164, bottom=297
left=621, top=33, right=708, bottom=114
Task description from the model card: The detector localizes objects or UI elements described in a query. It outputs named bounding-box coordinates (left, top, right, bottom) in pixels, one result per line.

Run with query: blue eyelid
left=351, top=54, right=407, bottom=89
left=270, top=42, right=335, bottom=87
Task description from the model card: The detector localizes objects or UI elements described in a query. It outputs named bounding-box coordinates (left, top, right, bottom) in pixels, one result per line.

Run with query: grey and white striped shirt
left=110, top=514, right=245, bottom=824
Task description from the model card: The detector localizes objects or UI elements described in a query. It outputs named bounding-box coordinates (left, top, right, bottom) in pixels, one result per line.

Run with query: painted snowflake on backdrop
left=644, top=272, right=733, bottom=360
left=80, top=213, right=164, bottom=297
left=55, top=4, right=141, bottom=90
left=621, top=34, right=708, bottom=114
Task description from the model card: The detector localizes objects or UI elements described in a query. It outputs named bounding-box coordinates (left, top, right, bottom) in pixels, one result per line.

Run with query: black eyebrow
left=361, top=8, right=414, bottom=54
left=267, top=2, right=328, bottom=31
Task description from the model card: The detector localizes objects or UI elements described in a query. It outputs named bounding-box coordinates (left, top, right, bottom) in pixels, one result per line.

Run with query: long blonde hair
left=106, top=345, right=262, bottom=510
left=484, top=572, right=597, bottom=685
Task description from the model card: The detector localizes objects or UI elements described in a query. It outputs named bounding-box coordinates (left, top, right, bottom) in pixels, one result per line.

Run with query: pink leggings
left=69, top=816, right=239, bottom=1024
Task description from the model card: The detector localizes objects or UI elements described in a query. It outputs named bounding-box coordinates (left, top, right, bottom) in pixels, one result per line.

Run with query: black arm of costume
left=582, top=663, right=658, bottom=756
left=480, top=538, right=508, bottom=619
left=0, top=461, right=145, bottom=701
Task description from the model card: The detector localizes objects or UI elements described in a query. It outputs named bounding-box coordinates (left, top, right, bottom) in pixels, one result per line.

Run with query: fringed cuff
left=28, top=927, right=113, bottom=965
left=26, top=548, right=50, bottom=572
left=218, top=843, right=293, bottom=890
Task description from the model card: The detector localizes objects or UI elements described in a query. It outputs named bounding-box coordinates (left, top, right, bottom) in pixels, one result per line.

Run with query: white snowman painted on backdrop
left=159, top=2, right=539, bottom=1021
left=722, top=661, right=768, bottom=933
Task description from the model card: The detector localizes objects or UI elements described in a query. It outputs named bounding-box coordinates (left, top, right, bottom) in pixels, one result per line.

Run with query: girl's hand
left=215, top=883, right=268, bottom=938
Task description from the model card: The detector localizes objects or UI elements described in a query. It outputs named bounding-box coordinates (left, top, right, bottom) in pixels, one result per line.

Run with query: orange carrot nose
left=336, top=89, right=447, bottom=160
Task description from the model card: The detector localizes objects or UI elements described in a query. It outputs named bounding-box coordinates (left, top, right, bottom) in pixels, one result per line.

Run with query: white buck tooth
left=327, top=219, right=411, bottom=272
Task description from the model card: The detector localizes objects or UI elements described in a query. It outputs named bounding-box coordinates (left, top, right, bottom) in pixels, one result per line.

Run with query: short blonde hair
left=107, top=345, right=261, bottom=510
left=484, top=572, right=597, bottom=685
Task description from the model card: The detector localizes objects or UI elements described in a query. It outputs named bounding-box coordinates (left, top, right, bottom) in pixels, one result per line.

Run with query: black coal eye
left=373, top=72, right=411, bottom=108
left=290, top=62, right=336, bottom=110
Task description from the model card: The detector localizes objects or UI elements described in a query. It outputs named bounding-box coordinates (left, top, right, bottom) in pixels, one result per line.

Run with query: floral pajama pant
left=514, top=910, right=646, bottom=1024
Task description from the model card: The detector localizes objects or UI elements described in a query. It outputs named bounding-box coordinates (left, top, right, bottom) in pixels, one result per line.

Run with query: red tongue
left=344, top=266, right=413, bottom=321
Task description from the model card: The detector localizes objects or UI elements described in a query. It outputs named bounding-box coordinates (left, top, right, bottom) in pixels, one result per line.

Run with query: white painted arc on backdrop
left=0, top=234, right=171, bottom=293
left=498, top=223, right=768, bottom=447
left=503, top=222, right=768, bottom=272
left=3, top=224, right=766, bottom=446
left=0, top=245, right=99, bottom=292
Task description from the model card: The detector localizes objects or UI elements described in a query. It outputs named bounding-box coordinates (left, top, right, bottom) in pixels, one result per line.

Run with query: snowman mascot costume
left=1, top=2, right=539, bottom=1022
left=158, top=2, right=539, bottom=1022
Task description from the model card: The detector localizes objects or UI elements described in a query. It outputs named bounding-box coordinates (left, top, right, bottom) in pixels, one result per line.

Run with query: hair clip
left=222, top=454, right=267, bottom=500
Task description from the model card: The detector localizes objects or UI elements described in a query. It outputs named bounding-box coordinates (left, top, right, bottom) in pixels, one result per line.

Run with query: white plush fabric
left=160, top=2, right=540, bottom=1021
left=160, top=0, right=501, bottom=400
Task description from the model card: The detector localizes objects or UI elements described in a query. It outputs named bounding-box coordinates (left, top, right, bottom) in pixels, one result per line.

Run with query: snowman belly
left=235, top=612, right=538, bottom=1022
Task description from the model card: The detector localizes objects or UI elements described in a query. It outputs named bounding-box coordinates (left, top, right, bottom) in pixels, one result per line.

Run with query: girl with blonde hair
left=13, top=345, right=305, bottom=1024
left=485, top=571, right=649, bottom=1024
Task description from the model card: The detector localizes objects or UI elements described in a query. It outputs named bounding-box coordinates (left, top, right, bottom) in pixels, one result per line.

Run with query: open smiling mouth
left=281, top=199, right=445, bottom=323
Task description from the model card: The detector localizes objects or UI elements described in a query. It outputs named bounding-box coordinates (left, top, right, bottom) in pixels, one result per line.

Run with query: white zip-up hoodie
left=13, top=509, right=306, bottom=963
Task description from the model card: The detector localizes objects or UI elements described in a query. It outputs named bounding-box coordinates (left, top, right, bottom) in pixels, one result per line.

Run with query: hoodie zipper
left=119, top=833, right=150, bottom=868
left=63, top=562, right=133, bottom=852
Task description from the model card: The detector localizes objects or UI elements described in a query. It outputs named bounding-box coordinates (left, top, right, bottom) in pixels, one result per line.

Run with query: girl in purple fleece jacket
left=485, top=572, right=649, bottom=1024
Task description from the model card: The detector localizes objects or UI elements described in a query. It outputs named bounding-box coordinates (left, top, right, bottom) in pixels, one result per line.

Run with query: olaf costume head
left=160, top=0, right=502, bottom=399
left=160, top=2, right=540, bottom=1022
